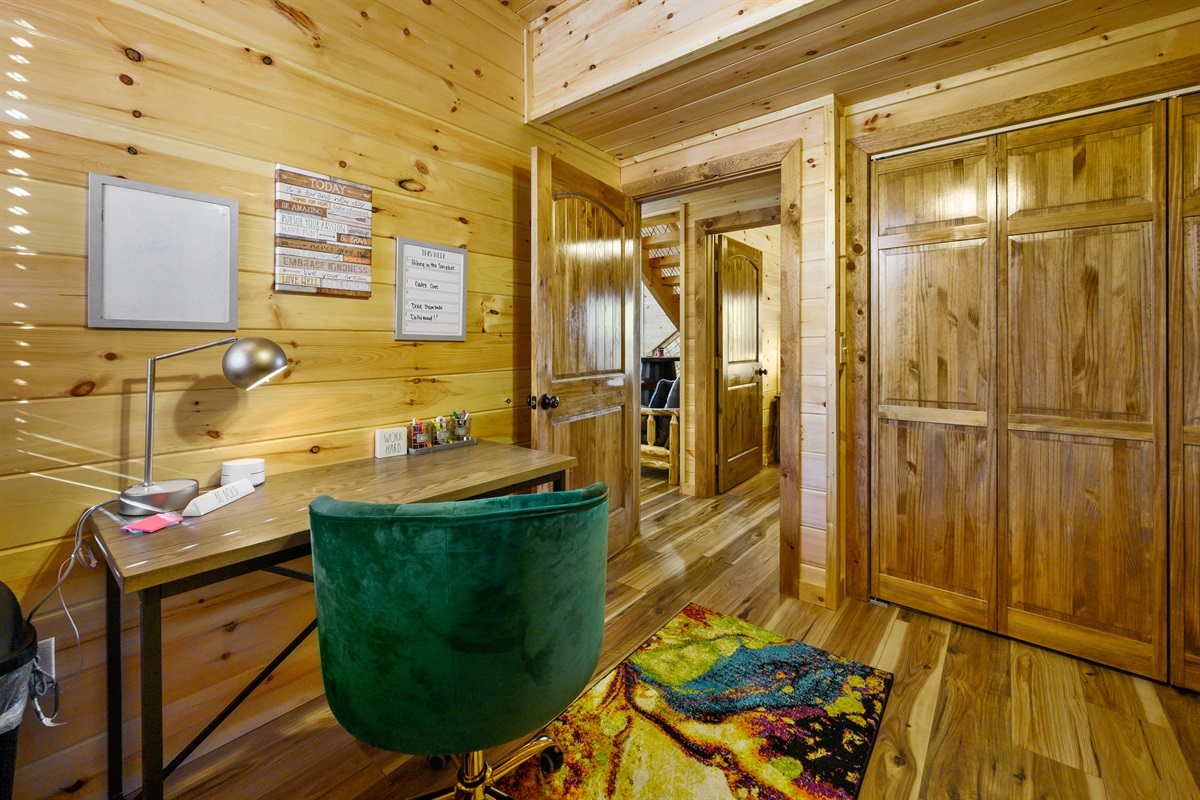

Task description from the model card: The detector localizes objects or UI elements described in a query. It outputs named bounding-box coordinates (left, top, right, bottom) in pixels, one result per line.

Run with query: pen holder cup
left=453, top=419, right=471, bottom=441
left=435, top=429, right=450, bottom=446
left=412, top=430, right=431, bottom=449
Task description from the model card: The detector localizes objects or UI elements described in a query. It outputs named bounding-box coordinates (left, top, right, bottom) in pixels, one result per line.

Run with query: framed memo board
left=395, top=237, right=468, bottom=341
left=87, top=174, right=238, bottom=330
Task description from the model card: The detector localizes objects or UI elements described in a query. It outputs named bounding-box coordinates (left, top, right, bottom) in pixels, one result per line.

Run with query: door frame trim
left=624, top=101, right=841, bottom=607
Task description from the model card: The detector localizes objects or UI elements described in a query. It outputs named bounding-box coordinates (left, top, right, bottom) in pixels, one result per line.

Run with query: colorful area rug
left=496, top=603, right=892, bottom=800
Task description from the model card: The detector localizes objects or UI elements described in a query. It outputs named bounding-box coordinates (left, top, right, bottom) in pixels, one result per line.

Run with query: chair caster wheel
left=427, top=754, right=450, bottom=770
left=539, top=745, right=564, bottom=775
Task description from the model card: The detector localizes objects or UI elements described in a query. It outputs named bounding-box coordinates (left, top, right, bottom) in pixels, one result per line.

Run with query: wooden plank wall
left=0, top=2, right=617, bottom=798
left=721, top=226, right=781, bottom=463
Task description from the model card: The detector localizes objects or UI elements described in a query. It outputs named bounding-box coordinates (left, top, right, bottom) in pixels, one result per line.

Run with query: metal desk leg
left=139, top=586, right=163, bottom=800
left=106, top=568, right=123, bottom=800
left=552, top=470, right=565, bottom=491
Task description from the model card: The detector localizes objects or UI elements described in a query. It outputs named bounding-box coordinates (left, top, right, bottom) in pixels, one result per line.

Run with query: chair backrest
left=309, top=483, right=609, bottom=756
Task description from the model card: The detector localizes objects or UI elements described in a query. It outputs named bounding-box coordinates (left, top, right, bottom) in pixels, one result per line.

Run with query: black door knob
left=756, top=368, right=768, bottom=376
left=526, top=394, right=538, bottom=409
left=540, top=394, right=560, bottom=410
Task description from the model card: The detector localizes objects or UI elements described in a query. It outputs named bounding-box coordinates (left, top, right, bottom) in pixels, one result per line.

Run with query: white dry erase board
left=395, top=238, right=467, bottom=342
left=87, top=174, right=238, bottom=330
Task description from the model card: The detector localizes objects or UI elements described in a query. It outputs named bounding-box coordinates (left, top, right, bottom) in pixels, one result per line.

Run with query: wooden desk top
left=91, top=441, right=576, bottom=595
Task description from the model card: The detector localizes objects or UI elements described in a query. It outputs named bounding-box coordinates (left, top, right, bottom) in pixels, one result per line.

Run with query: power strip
left=36, top=637, right=54, bottom=681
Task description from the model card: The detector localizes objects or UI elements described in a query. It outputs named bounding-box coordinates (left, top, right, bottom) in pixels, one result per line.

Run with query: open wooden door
left=531, top=148, right=640, bottom=556
left=715, top=235, right=764, bottom=493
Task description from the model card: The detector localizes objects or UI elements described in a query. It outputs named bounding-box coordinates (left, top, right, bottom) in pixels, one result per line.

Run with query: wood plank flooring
left=169, top=467, right=1200, bottom=800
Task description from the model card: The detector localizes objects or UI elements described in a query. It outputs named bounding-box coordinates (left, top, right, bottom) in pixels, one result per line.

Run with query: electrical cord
left=24, top=498, right=118, bottom=726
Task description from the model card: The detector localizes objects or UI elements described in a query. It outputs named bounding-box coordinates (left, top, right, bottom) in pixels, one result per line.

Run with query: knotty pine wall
left=0, top=2, right=617, bottom=797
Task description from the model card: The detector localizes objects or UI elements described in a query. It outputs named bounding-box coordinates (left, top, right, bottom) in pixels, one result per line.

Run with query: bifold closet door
left=871, top=140, right=997, bottom=630
left=998, top=104, right=1168, bottom=680
left=1170, top=94, right=1200, bottom=690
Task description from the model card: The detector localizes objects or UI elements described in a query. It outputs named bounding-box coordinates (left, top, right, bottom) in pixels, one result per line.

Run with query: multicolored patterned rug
left=495, top=603, right=892, bottom=800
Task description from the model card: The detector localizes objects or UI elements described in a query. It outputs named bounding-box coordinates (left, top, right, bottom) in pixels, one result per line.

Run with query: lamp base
left=119, top=479, right=200, bottom=516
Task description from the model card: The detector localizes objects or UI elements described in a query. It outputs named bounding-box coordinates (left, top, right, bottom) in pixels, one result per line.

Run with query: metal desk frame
left=94, top=443, right=572, bottom=800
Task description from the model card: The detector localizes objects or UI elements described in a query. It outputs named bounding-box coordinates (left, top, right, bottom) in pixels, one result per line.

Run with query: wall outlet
left=36, top=637, right=54, bottom=681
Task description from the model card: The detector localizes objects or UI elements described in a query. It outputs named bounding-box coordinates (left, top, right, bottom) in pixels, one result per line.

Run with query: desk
left=92, top=441, right=576, bottom=800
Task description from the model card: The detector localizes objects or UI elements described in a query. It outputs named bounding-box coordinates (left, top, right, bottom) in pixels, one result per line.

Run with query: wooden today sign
left=273, top=165, right=373, bottom=298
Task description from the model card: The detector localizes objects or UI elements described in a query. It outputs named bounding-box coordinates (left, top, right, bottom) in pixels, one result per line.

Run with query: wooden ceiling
left=506, top=0, right=1200, bottom=161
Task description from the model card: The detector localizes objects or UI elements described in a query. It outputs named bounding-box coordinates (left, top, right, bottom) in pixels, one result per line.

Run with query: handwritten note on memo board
left=395, top=238, right=468, bottom=342
left=273, top=165, right=373, bottom=298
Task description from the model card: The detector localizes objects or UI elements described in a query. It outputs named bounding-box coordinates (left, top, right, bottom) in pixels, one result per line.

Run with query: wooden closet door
left=999, top=104, right=1168, bottom=679
left=871, top=140, right=997, bottom=629
left=1170, top=94, right=1200, bottom=690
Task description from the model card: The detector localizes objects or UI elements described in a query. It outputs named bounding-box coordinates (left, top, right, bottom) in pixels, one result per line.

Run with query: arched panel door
left=531, top=148, right=640, bottom=556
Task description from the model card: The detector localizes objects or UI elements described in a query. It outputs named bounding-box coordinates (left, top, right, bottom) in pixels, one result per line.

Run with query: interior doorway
left=637, top=173, right=784, bottom=500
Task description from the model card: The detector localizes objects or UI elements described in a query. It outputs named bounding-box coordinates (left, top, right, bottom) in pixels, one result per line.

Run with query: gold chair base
left=407, top=735, right=561, bottom=800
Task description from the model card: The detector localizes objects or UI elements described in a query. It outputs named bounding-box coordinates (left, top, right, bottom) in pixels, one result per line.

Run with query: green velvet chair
left=308, top=482, right=609, bottom=800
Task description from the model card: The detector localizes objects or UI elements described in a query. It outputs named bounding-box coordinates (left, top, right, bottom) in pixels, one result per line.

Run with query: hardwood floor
left=170, top=467, right=1200, bottom=800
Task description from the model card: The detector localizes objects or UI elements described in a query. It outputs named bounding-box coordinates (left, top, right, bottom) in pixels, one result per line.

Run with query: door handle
left=539, top=394, right=560, bottom=410
left=526, top=394, right=538, bottom=409
left=756, top=368, right=768, bottom=376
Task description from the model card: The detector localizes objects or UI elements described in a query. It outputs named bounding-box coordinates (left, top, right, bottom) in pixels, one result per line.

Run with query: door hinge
left=838, top=334, right=848, bottom=368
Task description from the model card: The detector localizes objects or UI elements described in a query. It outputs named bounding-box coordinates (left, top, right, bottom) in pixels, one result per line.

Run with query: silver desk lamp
left=119, top=337, right=288, bottom=516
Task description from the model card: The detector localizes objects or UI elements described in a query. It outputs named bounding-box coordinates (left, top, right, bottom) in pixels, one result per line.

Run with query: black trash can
left=0, top=581, right=36, bottom=800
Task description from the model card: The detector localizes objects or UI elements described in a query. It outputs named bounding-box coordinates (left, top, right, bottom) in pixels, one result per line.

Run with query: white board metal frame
left=395, top=237, right=468, bottom=342
left=87, top=173, right=238, bottom=330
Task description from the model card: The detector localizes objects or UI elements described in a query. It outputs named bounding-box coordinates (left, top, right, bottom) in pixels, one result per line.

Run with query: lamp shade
left=119, top=336, right=290, bottom=515
left=222, top=337, right=288, bottom=389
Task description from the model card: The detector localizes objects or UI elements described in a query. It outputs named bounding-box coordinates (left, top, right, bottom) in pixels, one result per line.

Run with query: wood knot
left=852, top=243, right=865, bottom=254
left=124, top=48, right=142, bottom=62
left=398, top=179, right=425, bottom=192
left=206, top=430, right=221, bottom=439
left=458, top=216, right=468, bottom=225
left=262, top=55, right=273, bottom=65
left=126, top=146, right=138, bottom=155
left=309, top=445, right=321, bottom=454
left=222, top=621, right=239, bottom=633
left=338, top=160, right=347, bottom=168
left=70, top=380, right=96, bottom=397
left=846, top=261, right=856, bottom=272
left=131, top=110, right=142, bottom=118
left=103, top=352, right=119, bottom=361
left=118, top=74, right=134, bottom=85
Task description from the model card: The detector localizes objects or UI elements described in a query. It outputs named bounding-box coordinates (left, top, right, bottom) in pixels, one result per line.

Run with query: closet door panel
left=1006, top=105, right=1155, bottom=224
left=872, top=139, right=996, bottom=628
left=1000, top=104, right=1167, bottom=680
left=875, top=419, right=991, bottom=628
left=1170, top=95, right=1200, bottom=689
left=1006, top=432, right=1158, bottom=675
left=878, top=241, right=989, bottom=411
left=1008, top=224, right=1154, bottom=423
